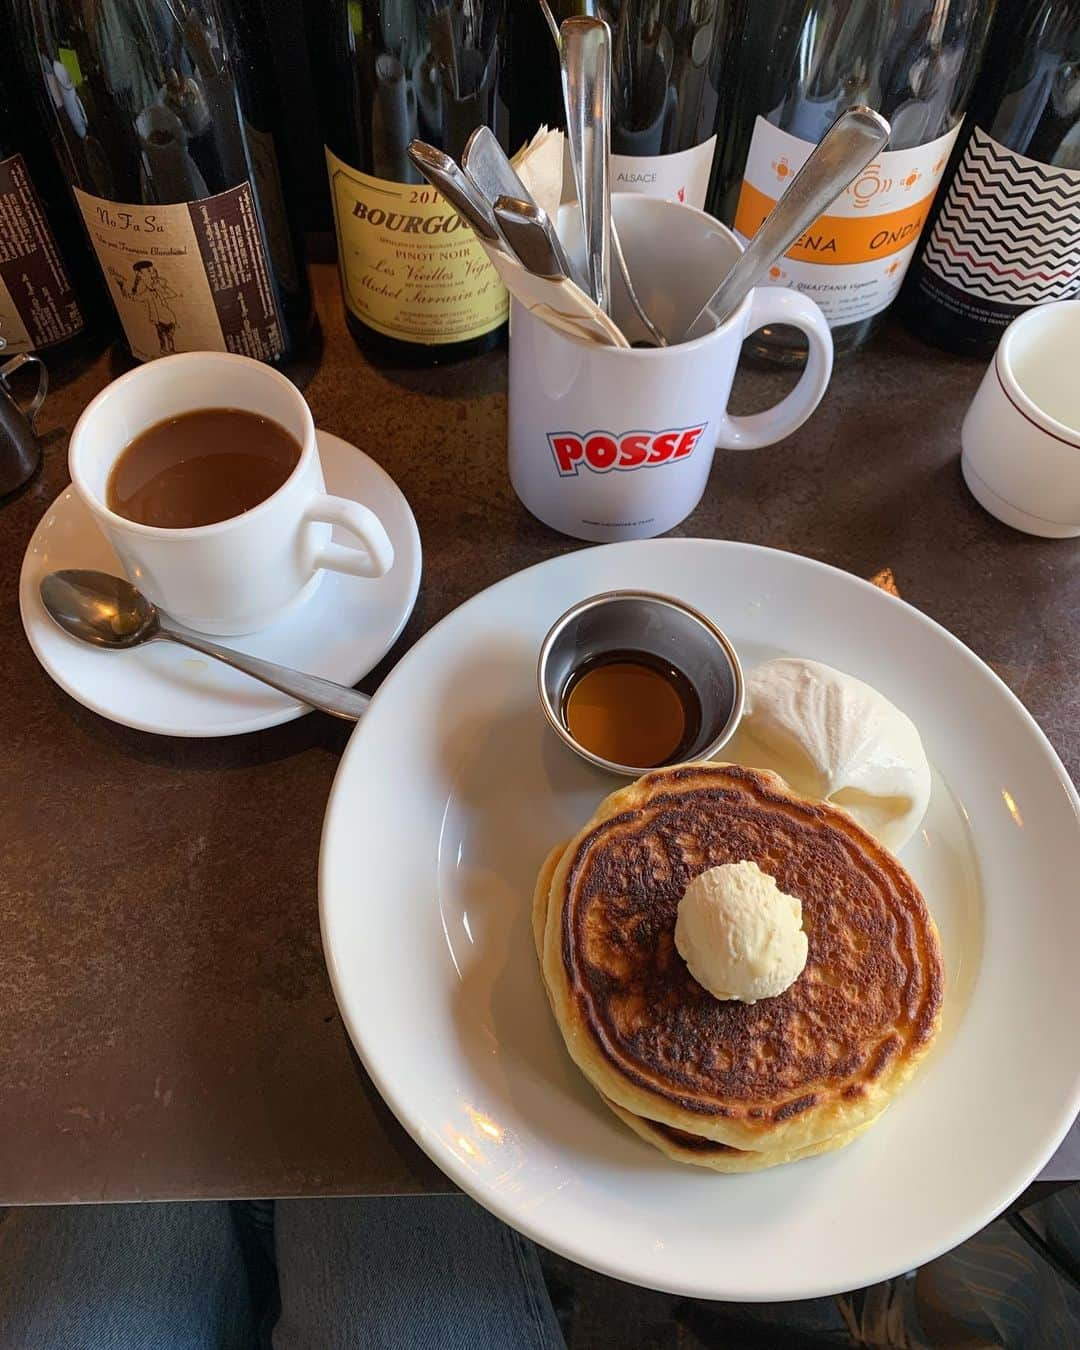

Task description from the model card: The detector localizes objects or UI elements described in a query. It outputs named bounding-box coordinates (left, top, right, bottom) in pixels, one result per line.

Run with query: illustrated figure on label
left=111, top=260, right=182, bottom=354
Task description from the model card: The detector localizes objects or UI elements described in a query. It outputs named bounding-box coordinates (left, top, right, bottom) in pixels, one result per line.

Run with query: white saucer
left=20, top=431, right=422, bottom=737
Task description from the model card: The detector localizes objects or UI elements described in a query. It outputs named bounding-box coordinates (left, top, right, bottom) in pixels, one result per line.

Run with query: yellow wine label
left=326, top=148, right=507, bottom=345
left=74, top=182, right=284, bottom=363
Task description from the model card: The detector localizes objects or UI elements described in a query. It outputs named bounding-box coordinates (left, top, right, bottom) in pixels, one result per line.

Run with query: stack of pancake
left=533, top=763, right=944, bottom=1171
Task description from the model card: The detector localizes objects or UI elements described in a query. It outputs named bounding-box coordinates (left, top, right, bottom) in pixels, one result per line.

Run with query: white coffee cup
left=69, top=352, right=395, bottom=635
left=507, top=196, right=833, bottom=542
left=961, top=301, right=1080, bottom=538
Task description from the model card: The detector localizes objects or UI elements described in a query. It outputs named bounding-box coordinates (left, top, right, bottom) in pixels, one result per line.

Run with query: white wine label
left=734, top=118, right=960, bottom=326
left=74, top=182, right=284, bottom=363
left=0, top=153, right=84, bottom=353
left=610, top=135, right=717, bottom=210
left=921, top=126, right=1080, bottom=309
left=326, top=148, right=508, bottom=345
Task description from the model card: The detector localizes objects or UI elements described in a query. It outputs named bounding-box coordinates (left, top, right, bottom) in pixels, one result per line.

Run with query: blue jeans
left=0, top=1197, right=564, bottom=1349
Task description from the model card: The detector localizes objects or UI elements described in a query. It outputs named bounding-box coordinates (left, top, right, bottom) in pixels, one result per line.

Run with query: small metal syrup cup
left=537, top=590, right=744, bottom=777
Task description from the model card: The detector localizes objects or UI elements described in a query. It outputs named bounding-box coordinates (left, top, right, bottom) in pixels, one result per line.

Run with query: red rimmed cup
left=961, top=301, right=1080, bottom=539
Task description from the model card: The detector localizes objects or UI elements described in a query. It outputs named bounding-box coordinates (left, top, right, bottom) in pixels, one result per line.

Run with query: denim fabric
left=0, top=1201, right=257, bottom=1350
left=272, top=1197, right=565, bottom=1350
left=0, top=1197, right=564, bottom=1350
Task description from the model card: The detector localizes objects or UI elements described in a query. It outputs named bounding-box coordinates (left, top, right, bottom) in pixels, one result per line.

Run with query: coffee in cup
left=107, top=408, right=303, bottom=529
left=69, top=352, right=395, bottom=635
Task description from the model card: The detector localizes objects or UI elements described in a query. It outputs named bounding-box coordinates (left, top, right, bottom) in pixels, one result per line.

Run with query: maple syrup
left=562, top=649, right=701, bottom=768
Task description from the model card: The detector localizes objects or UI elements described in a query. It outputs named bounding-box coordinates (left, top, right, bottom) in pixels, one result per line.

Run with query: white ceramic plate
left=320, top=540, right=1080, bottom=1301
left=20, top=432, right=421, bottom=737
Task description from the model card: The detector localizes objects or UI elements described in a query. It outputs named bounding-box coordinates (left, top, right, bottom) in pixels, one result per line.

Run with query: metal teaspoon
left=40, top=570, right=370, bottom=721
left=682, top=106, right=892, bottom=341
left=558, top=16, right=668, bottom=346
left=561, top=17, right=612, bottom=315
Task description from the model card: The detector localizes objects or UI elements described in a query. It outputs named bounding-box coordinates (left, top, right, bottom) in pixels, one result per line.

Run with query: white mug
left=508, top=196, right=833, bottom=542
left=69, top=352, right=395, bottom=635
left=961, top=300, right=1080, bottom=539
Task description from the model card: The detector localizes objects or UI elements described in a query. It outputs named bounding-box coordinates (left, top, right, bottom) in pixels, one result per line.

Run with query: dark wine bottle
left=261, top=0, right=333, bottom=242
left=12, top=0, right=311, bottom=367
left=316, top=0, right=512, bottom=364
left=604, top=0, right=730, bottom=209
left=0, top=33, right=102, bottom=360
left=900, top=0, right=1080, bottom=357
left=507, top=0, right=729, bottom=210
left=506, top=0, right=587, bottom=149
left=709, top=0, right=995, bottom=360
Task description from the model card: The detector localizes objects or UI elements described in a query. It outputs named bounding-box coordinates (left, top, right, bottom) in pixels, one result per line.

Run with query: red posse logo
left=548, top=424, right=707, bottom=477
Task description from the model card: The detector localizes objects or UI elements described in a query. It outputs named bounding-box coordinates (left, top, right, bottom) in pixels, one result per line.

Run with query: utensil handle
left=493, top=196, right=574, bottom=283
left=562, top=18, right=613, bottom=313
left=610, top=217, right=667, bottom=347
left=158, top=623, right=372, bottom=721
left=714, top=289, right=833, bottom=451
left=693, top=106, right=890, bottom=332
left=406, top=141, right=506, bottom=248
left=742, top=107, right=888, bottom=270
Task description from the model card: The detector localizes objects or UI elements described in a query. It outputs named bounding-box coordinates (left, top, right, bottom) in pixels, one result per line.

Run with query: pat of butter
left=675, top=861, right=807, bottom=1003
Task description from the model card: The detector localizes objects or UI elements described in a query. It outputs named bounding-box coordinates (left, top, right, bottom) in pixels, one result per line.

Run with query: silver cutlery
left=40, top=570, right=371, bottom=721
left=406, top=141, right=507, bottom=250
left=407, top=132, right=628, bottom=347
left=493, top=195, right=580, bottom=285
left=557, top=16, right=667, bottom=346
left=535, top=0, right=559, bottom=44
left=560, top=17, right=612, bottom=316
left=461, top=126, right=538, bottom=223
left=459, top=126, right=593, bottom=291
left=608, top=215, right=668, bottom=347
left=683, top=106, right=892, bottom=341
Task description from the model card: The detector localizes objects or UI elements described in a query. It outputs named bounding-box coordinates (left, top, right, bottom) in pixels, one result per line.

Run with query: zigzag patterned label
left=922, top=126, right=1080, bottom=305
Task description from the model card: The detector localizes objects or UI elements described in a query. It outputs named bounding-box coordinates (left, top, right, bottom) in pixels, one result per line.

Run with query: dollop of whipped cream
left=674, top=861, right=808, bottom=1003
left=727, top=658, right=931, bottom=853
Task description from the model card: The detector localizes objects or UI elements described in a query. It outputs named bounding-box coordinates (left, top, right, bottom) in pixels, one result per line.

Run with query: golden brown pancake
left=532, top=844, right=876, bottom=1171
left=541, top=764, right=943, bottom=1154
left=599, top=1095, right=874, bottom=1171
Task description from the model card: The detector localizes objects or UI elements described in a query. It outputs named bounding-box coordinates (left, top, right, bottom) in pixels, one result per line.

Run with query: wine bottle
left=261, top=0, right=333, bottom=242
left=604, top=0, right=730, bottom=209
left=507, top=0, right=729, bottom=211
left=709, top=0, right=996, bottom=360
left=900, top=0, right=1080, bottom=357
left=505, top=0, right=583, bottom=150
left=316, top=0, right=512, bottom=364
left=11, top=0, right=311, bottom=367
left=0, top=34, right=101, bottom=359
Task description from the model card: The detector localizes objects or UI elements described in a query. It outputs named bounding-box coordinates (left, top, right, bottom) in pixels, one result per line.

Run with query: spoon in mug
left=681, top=106, right=891, bottom=341
left=40, top=569, right=371, bottom=721
left=558, top=16, right=668, bottom=346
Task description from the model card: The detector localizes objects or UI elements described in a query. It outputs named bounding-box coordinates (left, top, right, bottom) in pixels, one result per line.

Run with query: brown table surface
left=2, top=263, right=1077, bottom=1206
